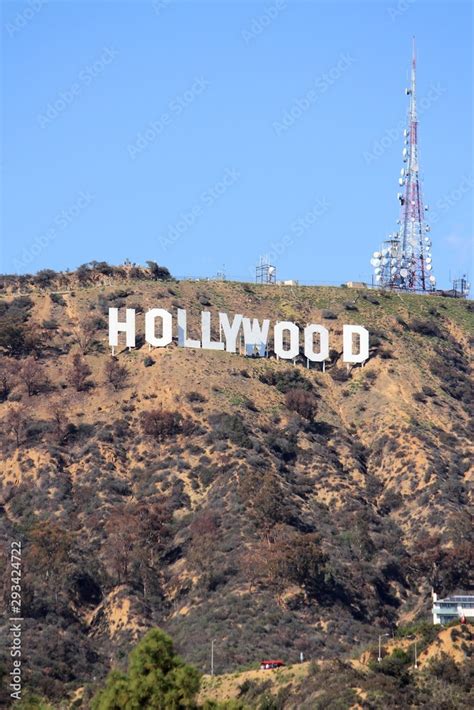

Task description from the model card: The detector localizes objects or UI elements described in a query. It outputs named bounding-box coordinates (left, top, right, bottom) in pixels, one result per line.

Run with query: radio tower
left=371, top=38, right=435, bottom=291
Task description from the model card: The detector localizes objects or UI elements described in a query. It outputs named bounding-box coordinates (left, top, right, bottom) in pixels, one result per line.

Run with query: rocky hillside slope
left=0, top=274, right=472, bottom=705
left=199, top=622, right=474, bottom=708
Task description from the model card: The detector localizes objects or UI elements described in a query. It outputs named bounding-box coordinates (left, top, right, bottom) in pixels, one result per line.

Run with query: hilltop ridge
left=0, top=273, right=472, bottom=705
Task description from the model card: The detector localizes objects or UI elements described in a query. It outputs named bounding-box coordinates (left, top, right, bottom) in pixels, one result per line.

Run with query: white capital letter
left=242, top=317, right=270, bottom=356
left=177, top=308, right=201, bottom=348
left=145, top=308, right=172, bottom=347
left=201, top=311, right=224, bottom=351
left=219, top=312, right=243, bottom=352
left=343, top=325, right=369, bottom=363
left=304, top=324, right=329, bottom=362
left=108, top=308, right=135, bottom=348
left=274, top=321, right=299, bottom=360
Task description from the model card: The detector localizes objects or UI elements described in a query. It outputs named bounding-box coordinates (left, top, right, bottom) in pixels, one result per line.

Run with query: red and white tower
left=371, top=39, right=435, bottom=291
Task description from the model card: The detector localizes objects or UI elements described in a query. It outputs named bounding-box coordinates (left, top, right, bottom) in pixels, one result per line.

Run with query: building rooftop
left=435, top=595, right=474, bottom=603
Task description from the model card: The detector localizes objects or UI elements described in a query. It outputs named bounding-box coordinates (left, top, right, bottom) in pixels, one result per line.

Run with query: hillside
left=0, top=272, right=473, bottom=706
left=198, top=622, right=474, bottom=708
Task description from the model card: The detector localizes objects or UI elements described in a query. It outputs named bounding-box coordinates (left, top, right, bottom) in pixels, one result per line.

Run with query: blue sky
left=1, top=0, right=472, bottom=287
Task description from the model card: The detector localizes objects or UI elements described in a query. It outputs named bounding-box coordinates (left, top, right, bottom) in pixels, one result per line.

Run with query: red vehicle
left=260, top=660, right=285, bottom=670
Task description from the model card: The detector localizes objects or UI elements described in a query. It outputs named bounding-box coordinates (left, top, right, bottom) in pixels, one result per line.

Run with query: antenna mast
left=371, top=38, right=435, bottom=292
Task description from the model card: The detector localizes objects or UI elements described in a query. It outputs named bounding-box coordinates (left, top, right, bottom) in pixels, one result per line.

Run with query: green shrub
left=49, top=292, right=65, bottom=305
left=208, top=412, right=252, bottom=449
left=410, top=319, right=443, bottom=338
left=259, top=367, right=313, bottom=393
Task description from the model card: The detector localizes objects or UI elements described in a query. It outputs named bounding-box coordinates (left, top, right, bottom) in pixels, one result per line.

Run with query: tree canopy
left=91, top=629, right=201, bottom=710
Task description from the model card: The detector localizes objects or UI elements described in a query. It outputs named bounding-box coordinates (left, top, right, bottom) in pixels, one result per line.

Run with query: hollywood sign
left=109, top=308, right=369, bottom=364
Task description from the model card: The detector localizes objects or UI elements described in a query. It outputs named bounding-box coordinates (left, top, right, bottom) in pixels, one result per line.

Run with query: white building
left=345, top=281, right=367, bottom=289
left=432, top=592, right=474, bottom=625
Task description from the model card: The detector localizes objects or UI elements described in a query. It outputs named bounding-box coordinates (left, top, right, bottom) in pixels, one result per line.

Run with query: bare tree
left=238, top=469, right=290, bottom=542
left=105, top=508, right=135, bottom=584
left=189, top=511, right=221, bottom=573
left=0, top=358, right=15, bottom=401
left=3, top=403, right=28, bottom=447
left=285, top=388, right=318, bottom=420
left=19, top=356, right=47, bottom=396
left=104, top=356, right=129, bottom=390
left=49, top=398, right=71, bottom=444
left=27, top=522, right=73, bottom=601
left=105, top=502, right=172, bottom=596
left=67, top=354, right=92, bottom=391
left=72, top=318, right=96, bottom=355
left=188, top=511, right=221, bottom=583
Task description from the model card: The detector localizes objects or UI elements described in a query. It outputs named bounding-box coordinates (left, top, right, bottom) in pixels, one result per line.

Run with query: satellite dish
left=429, top=275, right=436, bottom=283
left=375, top=267, right=382, bottom=274
left=382, top=258, right=389, bottom=266
left=399, top=178, right=404, bottom=186
left=400, top=268, right=408, bottom=278
left=400, top=168, right=405, bottom=176
left=426, top=264, right=432, bottom=271
left=426, top=257, right=432, bottom=264
left=370, top=258, right=380, bottom=267
left=375, top=274, right=382, bottom=282
left=268, top=266, right=275, bottom=274
left=373, top=251, right=381, bottom=258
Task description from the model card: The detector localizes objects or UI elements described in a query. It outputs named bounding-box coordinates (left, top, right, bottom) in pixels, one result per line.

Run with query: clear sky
left=1, top=0, right=472, bottom=287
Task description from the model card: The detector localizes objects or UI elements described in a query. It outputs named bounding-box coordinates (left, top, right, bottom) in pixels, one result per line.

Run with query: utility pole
left=408, top=634, right=419, bottom=669
left=378, top=633, right=389, bottom=662
left=211, top=639, right=216, bottom=676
